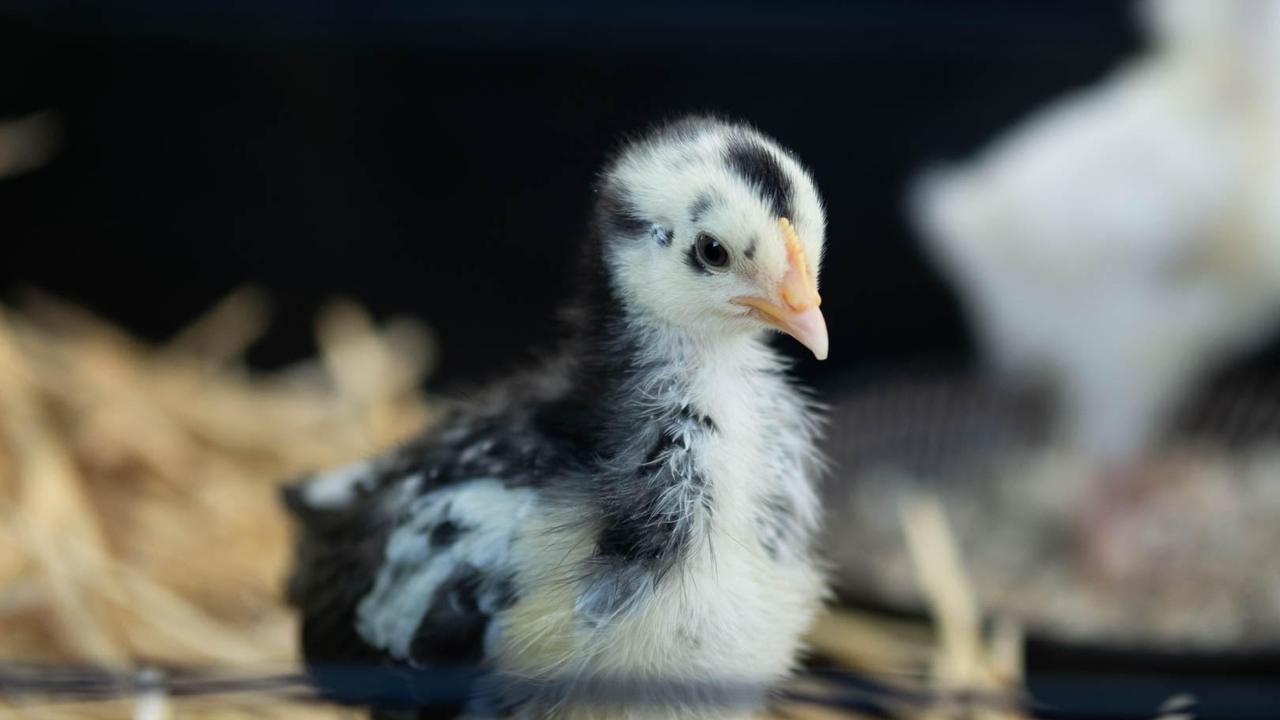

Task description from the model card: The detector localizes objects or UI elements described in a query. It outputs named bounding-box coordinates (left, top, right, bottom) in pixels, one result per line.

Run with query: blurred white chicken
left=912, top=0, right=1280, bottom=572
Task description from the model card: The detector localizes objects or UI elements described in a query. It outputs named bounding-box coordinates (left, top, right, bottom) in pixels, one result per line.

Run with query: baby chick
left=911, top=0, right=1280, bottom=576
left=284, top=116, right=829, bottom=719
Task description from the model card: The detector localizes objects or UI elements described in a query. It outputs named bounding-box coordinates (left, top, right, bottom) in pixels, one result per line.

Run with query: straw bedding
left=0, top=291, right=1021, bottom=720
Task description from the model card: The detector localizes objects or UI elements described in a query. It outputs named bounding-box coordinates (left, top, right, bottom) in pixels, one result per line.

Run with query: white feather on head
left=595, top=117, right=827, bottom=357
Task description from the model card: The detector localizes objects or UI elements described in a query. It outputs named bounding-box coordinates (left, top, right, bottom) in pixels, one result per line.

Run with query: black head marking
left=689, top=193, right=714, bottom=224
left=743, top=238, right=757, bottom=262
left=724, top=139, right=794, bottom=219
left=650, top=224, right=672, bottom=247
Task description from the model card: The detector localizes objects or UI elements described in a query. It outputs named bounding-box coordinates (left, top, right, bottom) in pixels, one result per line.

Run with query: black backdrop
left=0, top=1, right=1133, bottom=390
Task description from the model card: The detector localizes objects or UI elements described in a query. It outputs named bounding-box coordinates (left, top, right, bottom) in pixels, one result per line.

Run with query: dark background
left=13, top=4, right=1280, bottom=707
left=0, top=1, right=1135, bottom=391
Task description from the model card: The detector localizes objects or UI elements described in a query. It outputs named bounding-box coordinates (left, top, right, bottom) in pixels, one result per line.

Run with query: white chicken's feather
left=913, top=0, right=1280, bottom=462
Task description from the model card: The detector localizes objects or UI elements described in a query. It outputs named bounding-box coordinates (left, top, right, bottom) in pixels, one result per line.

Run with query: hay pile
left=0, top=291, right=1022, bottom=719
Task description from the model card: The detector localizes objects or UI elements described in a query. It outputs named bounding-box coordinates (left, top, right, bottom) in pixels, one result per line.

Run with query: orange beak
left=733, top=218, right=828, bottom=360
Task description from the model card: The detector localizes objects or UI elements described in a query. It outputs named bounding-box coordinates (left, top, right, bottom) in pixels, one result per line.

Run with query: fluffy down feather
left=285, top=116, right=829, bottom=719
left=912, top=0, right=1280, bottom=463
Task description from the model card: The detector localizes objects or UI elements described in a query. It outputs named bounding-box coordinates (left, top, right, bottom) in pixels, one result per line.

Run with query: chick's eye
left=695, top=232, right=730, bottom=269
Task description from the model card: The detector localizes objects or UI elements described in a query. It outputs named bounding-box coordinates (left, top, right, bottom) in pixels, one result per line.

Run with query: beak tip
left=787, top=306, right=828, bottom=362
left=805, top=333, right=829, bottom=361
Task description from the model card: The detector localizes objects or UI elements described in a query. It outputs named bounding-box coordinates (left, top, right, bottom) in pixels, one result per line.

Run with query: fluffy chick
left=284, top=116, right=830, bottom=719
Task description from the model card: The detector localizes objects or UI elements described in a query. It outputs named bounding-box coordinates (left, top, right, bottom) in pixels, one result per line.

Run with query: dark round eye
left=695, top=232, right=730, bottom=269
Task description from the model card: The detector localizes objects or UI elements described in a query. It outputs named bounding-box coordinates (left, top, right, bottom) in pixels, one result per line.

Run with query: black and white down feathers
left=284, top=116, right=828, bottom=720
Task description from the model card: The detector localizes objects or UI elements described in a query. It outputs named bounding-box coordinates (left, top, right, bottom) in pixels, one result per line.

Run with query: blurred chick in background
left=911, top=0, right=1280, bottom=574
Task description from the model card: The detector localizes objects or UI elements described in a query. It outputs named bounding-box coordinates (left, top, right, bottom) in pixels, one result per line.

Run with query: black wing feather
left=283, top=370, right=576, bottom=718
